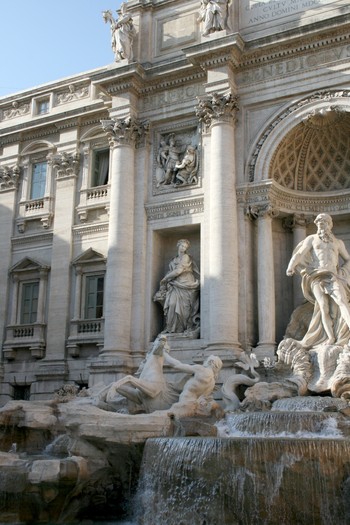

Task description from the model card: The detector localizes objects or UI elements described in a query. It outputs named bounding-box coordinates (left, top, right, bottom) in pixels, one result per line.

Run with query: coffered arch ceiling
left=269, top=108, right=350, bottom=192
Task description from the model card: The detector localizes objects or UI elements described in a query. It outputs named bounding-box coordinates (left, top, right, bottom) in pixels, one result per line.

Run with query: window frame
left=91, top=147, right=110, bottom=187
left=30, top=160, right=48, bottom=200
left=20, top=280, right=40, bottom=324
left=84, top=273, right=105, bottom=320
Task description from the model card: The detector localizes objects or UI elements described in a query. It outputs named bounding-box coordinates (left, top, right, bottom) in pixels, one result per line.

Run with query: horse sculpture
left=101, top=335, right=179, bottom=413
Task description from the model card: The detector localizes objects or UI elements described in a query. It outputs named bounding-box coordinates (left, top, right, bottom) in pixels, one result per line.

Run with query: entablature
left=237, top=180, right=350, bottom=218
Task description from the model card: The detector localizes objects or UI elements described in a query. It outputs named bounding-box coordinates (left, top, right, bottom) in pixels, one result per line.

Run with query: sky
left=0, top=0, right=123, bottom=98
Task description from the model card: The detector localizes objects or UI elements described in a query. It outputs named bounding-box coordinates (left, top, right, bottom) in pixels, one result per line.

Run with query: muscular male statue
left=287, top=213, right=350, bottom=345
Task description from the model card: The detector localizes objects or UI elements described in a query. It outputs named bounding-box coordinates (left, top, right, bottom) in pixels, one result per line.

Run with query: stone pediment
left=9, top=257, right=49, bottom=274
left=72, top=248, right=106, bottom=266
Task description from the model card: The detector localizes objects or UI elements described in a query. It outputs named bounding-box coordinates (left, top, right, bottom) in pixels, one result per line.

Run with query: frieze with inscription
left=142, top=84, right=205, bottom=111
left=146, top=197, right=204, bottom=222
left=239, top=44, right=350, bottom=86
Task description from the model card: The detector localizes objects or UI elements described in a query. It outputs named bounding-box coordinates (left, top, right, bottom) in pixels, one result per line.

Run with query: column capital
left=52, top=151, right=80, bottom=179
left=101, top=116, right=149, bottom=148
left=0, top=164, right=20, bottom=191
left=196, top=91, right=239, bottom=132
left=246, top=204, right=279, bottom=221
left=283, top=213, right=313, bottom=231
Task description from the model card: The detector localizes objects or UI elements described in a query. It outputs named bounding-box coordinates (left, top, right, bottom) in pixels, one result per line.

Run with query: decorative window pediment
left=72, top=248, right=106, bottom=266
left=10, top=257, right=49, bottom=274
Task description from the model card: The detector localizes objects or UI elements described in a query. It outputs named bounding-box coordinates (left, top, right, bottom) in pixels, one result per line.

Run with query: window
left=92, top=149, right=109, bottom=186
left=37, top=99, right=50, bottom=115
left=13, top=385, right=31, bottom=401
left=30, top=161, right=47, bottom=199
left=85, top=275, right=104, bottom=319
left=20, top=281, right=39, bottom=324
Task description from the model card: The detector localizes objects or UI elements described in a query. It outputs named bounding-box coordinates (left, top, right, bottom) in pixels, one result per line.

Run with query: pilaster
left=0, top=165, right=19, bottom=367
left=90, top=116, right=149, bottom=382
left=34, top=151, right=79, bottom=397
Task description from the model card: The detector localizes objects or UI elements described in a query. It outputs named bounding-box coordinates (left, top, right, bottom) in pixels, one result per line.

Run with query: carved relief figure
left=162, top=134, right=182, bottom=185
left=198, top=0, right=228, bottom=37
left=174, top=145, right=198, bottom=186
left=156, top=133, right=199, bottom=189
left=155, top=140, right=169, bottom=187
left=286, top=213, right=350, bottom=347
left=154, top=239, right=200, bottom=337
left=103, top=3, right=136, bottom=62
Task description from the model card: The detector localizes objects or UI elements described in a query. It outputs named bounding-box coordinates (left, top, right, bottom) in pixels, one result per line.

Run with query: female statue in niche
left=154, top=239, right=200, bottom=337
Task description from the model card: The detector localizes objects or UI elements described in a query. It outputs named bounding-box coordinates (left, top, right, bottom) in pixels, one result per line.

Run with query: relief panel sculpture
left=154, top=129, right=200, bottom=193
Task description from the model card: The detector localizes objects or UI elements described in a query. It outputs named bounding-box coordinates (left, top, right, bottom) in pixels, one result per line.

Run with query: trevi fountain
left=1, top=212, right=350, bottom=524
left=1, top=0, right=350, bottom=523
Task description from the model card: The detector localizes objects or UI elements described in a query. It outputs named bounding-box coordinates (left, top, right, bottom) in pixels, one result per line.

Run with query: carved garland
left=248, top=90, right=350, bottom=182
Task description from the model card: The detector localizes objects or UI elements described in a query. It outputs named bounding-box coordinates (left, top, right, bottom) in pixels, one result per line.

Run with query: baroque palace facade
left=1, top=0, right=350, bottom=404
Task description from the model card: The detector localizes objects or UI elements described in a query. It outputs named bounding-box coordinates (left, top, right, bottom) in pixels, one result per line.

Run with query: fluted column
left=99, top=117, right=149, bottom=368
left=249, top=205, right=278, bottom=359
left=196, top=92, right=241, bottom=357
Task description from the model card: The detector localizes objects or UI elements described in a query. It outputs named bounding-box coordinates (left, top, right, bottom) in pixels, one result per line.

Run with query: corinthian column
left=249, top=205, right=278, bottom=359
left=98, top=117, right=149, bottom=373
left=196, top=92, right=241, bottom=358
left=284, top=214, right=310, bottom=309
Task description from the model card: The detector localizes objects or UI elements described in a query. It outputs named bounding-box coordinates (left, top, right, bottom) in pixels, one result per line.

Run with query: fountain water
left=136, top=419, right=350, bottom=525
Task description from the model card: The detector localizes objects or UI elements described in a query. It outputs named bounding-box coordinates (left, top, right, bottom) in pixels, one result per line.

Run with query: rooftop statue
left=153, top=239, right=200, bottom=337
left=102, top=3, right=136, bottom=62
left=198, top=0, right=229, bottom=37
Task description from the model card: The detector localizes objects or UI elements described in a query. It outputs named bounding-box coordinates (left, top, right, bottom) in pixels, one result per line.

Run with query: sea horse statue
left=222, top=351, right=260, bottom=411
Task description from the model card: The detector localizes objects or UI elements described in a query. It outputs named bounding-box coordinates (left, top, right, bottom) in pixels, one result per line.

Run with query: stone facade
left=1, top=0, right=350, bottom=404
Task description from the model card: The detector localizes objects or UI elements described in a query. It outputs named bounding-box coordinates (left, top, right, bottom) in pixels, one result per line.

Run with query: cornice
left=184, top=33, right=245, bottom=70
left=140, top=71, right=206, bottom=96
left=237, top=180, right=350, bottom=217
left=11, top=231, right=53, bottom=247
left=73, top=222, right=109, bottom=237
left=0, top=103, right=106, bottom=139
left=239, top=21, right=350, bottom=70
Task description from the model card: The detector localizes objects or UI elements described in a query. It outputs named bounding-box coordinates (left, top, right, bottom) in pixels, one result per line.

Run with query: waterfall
left=136, top=436, right=350, bottom=525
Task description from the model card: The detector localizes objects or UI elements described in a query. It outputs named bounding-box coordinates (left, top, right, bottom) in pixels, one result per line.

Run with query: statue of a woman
left=154, top=239, right=200, bottom=336
left=103, top=3, right=136, bottom=62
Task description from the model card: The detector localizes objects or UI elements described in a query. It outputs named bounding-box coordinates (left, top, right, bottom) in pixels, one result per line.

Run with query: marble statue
left=174, top=145, right=198, bottom=186
left=153, top=239, right=200, bottom=337
left=222, top=352, right=260, bottom=412
left=165, top=352, right=223, bottom=416
left=99, top=335, right=179, bottom=413
left=286, top=213, right=350, bottom=347
left=102, top=3, right=136, bottom=62
left=198, top=0, right=228, bottom=37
